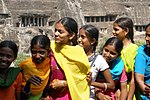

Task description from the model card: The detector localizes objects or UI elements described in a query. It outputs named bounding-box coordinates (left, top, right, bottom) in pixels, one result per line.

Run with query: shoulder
left=94, top=55, right=109, bottom=70
left=137, top=45, right=146, bottom=52
left=19, top=57, right=32, bottom=67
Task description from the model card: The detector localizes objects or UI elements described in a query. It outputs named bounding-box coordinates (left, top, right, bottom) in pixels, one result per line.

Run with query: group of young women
left=0, top=16, right=150, bottom=100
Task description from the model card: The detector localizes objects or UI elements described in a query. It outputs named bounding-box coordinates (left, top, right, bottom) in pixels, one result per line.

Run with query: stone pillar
left=37, top=17, right=39, bottom=26
left=24, top=17, right=27, bottom=27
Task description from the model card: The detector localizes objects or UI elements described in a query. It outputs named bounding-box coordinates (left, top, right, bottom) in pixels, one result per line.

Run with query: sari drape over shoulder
left=50, top=41, right=90, bottom=100
left=19, top=57, right=50, bottom=95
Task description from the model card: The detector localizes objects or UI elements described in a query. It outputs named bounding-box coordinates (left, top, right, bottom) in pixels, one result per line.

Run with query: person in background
left=112, top=17, right=138, bottom=100
left=77, top=24, right=114, bottom=100
left=95, top=37, right=128, bottom=100
left=48, top=17, right=90, bottom=100
left=20, top=35, right=51, bottom=100
left=0, top=40, right=22, bottom=100
left=134, top=23, right=150, bottom=100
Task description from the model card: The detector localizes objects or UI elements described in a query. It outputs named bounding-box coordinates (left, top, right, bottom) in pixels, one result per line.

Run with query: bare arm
left=120, top=82, right=128, bottom=100
left=127, top=71, right=135, bottom=100
left=91, top=69, right=115, bottom=90
left=135, top=72, right=150, bottom=96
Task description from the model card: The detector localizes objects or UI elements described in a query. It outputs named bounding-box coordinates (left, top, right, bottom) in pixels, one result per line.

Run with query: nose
left=35, top=53, right=41, bottom=58
left=112, top=30, right=117, bottom=36
left=1, top=56, right=7, bottom=61
left=106, top=52, right=111, bottom=57
left=55, top=31, right=60, bottom=36
left=77, top=37, right=81, bottom=42
left=145, top=35, right=149, bottom=41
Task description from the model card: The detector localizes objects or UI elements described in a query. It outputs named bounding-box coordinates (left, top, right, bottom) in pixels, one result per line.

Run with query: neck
left=86, top=51, right=94, bottom=58
left=0, top=69, right=8, bottom=79
left=122, top=38, right=132, bottom=48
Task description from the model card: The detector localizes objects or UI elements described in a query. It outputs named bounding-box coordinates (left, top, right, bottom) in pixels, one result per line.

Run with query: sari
left=50, top=41, right=90, bottom=100
left=19, top=57, right=50, bottom=99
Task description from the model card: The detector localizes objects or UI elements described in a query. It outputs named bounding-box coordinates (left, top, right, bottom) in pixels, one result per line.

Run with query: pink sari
left=49, top=52, right=71, bottom=100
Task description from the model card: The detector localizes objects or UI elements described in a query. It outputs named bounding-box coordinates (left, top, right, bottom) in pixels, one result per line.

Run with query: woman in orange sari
left=20, top=35, right=51, bottom=100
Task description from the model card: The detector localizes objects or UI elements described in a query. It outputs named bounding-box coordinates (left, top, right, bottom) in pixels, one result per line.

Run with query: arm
left=127, top=71, right=135, bottom=100
left=135, top=72, right=150, bottom=96
left=91, top=69, right=115, bottom=90
left=21, top=75, right=42, bottom=100
left=50, top=79, right=68, bottom=89
left=120, top=82, right=128, bottom=100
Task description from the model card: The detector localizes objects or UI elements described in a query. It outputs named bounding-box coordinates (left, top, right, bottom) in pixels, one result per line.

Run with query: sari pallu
left=19, top=57, right=50, bottom=96
left=50, top=41, right=90, bottom=100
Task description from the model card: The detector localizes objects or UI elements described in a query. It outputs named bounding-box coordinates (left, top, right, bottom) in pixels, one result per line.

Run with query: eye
left=114, top=28, right=119, bottom=31
left=104, top=48, right=109, bottom=52
left=31, top=51, right=37, bottom=55
left=39, top=51, right=46, bottom=55
left=0, top=53, right=4, bottom=58
left=7, top=55, right=13, bottom=59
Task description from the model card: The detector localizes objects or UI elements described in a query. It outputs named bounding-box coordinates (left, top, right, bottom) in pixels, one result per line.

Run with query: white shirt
left=89, top=54, right=109, bottom=100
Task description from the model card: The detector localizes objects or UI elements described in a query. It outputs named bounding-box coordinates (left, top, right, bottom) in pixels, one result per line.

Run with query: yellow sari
left=51, top=41, right=90, bottom=100
left=19, top=57, right=50, bottom=96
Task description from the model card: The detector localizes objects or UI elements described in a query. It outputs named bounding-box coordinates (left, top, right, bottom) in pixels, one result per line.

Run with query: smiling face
left=54, top=22, right=74, bottom=45
left=112, top=23, right=127, bottom=41
left=0, top=47, right=15, bottom=70
left=145, top=26, right=150, bottom=47
left=31, top=44, right=49, bottom=64
left=102, top=44, right=119, bottom=63
left=78, top=28, right=94, bottom=54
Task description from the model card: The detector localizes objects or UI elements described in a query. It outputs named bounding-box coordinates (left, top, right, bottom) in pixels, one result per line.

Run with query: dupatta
left=50, top=41, right=90, bottom=100
left=19, top=57, right=50, bottom=95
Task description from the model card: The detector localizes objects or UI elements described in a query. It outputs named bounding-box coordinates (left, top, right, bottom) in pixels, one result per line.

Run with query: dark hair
left=114, top=17, right=134, bottom=43
left=145, top=23, right=150, bottom=30
left=103, top=37, right=123, bottom=56
left=80, top=24, right=99, bottom=51
left=31, top=35, right=50, bottom=50
left=56, top=17, right=78, bottom=46
left=0, top=40, right=18, bottom=58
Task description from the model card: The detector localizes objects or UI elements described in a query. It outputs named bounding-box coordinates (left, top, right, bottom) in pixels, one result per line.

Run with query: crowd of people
left=0, top=16, right=149, bottom=100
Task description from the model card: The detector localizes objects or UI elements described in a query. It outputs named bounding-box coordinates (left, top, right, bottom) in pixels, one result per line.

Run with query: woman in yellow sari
left=20, top=35, right=51, bottom=100
left=48, top=17, right=90, bottom=100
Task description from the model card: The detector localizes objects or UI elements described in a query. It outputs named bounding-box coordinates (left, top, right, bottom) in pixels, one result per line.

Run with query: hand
left=50, top=79, right=66, bottom=90
left=114, top=89, right=120, bottom=100
left=95, top=91, right=112, bottom=100
left=143, top=83, right=150, bottom=98
left=86, top=72, right=92, bottom=85
left=27, top=75, right=42, bottom=86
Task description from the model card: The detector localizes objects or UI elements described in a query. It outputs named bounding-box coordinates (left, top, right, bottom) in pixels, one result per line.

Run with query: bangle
left=103, top=83, right=107, bottom=91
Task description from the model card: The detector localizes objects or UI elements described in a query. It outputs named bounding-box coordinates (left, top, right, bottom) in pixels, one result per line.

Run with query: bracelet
left=103, top=83, right=107, bottom=91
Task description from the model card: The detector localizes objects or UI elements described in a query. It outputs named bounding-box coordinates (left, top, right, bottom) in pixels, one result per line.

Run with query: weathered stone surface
left=0, top=0, right=149, bottom=52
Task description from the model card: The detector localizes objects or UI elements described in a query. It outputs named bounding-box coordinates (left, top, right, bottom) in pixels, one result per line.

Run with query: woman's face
left=112, top=23, right=126, bottom=41
left=102, top=45, right=119, bottom=62
left=78, top=28, right=93, bottom=53
left=31, top=44, right=49, bottom=64
left=54, top=22, right=73, bottom=45
left=0, top=47, right=15, bottom=70
left=145, top=26, right=150, bottom=47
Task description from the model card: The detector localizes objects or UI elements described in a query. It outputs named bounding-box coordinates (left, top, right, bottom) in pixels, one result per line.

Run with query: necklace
left=88, top=53, right=96, bottom=62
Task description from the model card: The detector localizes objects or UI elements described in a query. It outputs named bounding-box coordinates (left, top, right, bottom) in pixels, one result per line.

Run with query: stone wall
left=0, top=0, right=149, bottom=52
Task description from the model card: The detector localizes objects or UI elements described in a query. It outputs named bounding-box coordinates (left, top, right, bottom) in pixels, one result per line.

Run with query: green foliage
left=14, top=53, right=30, bottom=66
left=134, top=40, right=145, bottom=46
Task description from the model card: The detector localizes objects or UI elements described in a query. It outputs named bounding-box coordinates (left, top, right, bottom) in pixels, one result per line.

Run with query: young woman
left=0, top=40, right=22, bottom=100
left=95, top=37, right=128, bottom=100
left=134, top=23, right=150, bottom=100
left=112, top=17, right=138, bottom=100
left=20, top=35, right=51, bottom=100
left=48, top=17, right=90, bottom=100
left=77, top=24, right=114, bottom=100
